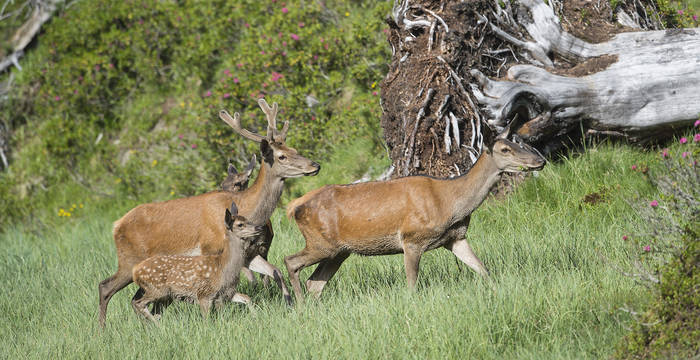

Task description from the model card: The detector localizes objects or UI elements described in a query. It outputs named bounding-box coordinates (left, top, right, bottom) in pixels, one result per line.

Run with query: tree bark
left=380, top=0, right=700, bottom=177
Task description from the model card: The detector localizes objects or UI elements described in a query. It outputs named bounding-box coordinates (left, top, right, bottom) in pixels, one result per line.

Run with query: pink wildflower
left=54, top=95, right=61, bottom=101
left=678, top=9, right=684, bottom=15
left=204, top=90, right=212, bottom=97
left=191, top=144, right=197, bottom=149
left=223, top=93, right=231, bottom=98
left=650, top=200, right=659, bottom=208
left=94, top=64, right=100, bottom=71
left=237, top=63, right=243, bottom=68
left=73, top=89, right=78, bottom=95
left=281, top=7, right=288, bottom=14
left=694, top=15, right=698, bottom=21
left=281, top=51, right=287, bottom=57
left=372, top=91, right=378, bottom=96
left=290, top=33, right=300, bottom=41
left=631, top=165, right=637, bottom=170
left=224, top=69, right=230, bottom=75
left=694, top=133, right=700, bottom=142
left=262, top=82, right=268, bottom=88
left=261, top=50, right=266, bottom=55
left=643, top=245, right=651, bottom=252
left=278, top=32, right=283, bottom=38
left=233, top=77, right=239, bottom=84
left=298, top=22, right=304, bottom=28
left=682, top=152, right=689, bottom=158
left=662, top=148, right=669, bottom=158
left=282, top=41, right=287, bottom=47
left=313, top=55, right=319, bottom=60
left=680, top=137, right=688, bottom=144
left=311, top=116, right=316, bottom=121
left=695, top=119, right=700, bottom=127
left=178, top=134, right=183, bottom=139
left=271, top=72, right=283, bottom=82
left=244, top=23, right=250, bottom=28
left=622, top=235, right=628, bottom=241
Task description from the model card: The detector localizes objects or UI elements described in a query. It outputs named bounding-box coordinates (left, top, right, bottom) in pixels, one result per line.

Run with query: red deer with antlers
left=284, top=130, right=545, bottom=302
left=98, top=99, right=320, bottom=326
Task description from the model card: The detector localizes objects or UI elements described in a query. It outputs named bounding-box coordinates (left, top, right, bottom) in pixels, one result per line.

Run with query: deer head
left=221, top=155, right=257, bottom=192
left=219, top=99, right=320, bottom=179
left=224, top=201, right=266, bottom=244
left=490, top=124, right=546, bottom=172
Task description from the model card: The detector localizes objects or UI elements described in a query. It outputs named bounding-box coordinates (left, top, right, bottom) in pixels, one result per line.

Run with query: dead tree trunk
left=380, top=0, right=700, bottom=177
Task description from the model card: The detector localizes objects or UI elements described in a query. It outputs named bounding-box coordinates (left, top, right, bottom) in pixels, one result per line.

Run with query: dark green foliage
left=0, top=0, right=391, bottom=228
left=615, top=132, right=700, bottom=359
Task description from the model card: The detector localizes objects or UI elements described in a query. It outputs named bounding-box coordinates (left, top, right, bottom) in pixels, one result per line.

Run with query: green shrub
left=0, top=0, right=392, bottom=228
left=614, top=127, right=700, bottom=359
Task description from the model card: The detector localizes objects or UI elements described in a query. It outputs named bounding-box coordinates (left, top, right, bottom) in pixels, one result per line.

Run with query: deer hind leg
left=402, top=243, right=424, bottom=289
left=131, top=287, right=159, bottom=324
left=284, top=248, right=328, bottom=303
left=305, top=252, right=349, bottom=298
left=98, top=268, right=133, bottom=327
left=248, top=255, right=293, bottom=306
left=445, top=238, right=489, bottom=276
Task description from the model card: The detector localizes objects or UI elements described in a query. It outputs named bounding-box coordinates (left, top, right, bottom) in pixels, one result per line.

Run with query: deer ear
left=227, top=163, right=237, bottom=175
left=245, top=154, right=257, bottom=175
left=229, top=201, right=239, bottom=217
left=225, top=208, right=232, bottom=228
left=260, top=139, right=274, bottom=165
left=495, top=123, right=512, bottom=140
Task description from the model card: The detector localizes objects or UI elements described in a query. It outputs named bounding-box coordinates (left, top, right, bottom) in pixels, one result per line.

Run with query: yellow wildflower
left=345, top=11, right=349, bottom=16
left=371, top=81, right=376, bottom=89
left=152, top=159, right=158, bottom=166
left=79, top=204, right=84, bottom=208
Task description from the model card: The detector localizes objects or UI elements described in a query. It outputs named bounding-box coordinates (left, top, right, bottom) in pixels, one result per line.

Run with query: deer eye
left=278, top=155, right=287, bottom=161
left=237, top=223, right=244, bottom=228
left=501, top=147, right=511, bottom=153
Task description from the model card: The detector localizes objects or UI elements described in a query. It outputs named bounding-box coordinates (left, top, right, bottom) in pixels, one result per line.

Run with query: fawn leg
left=131, top=288, right=159, bottom=324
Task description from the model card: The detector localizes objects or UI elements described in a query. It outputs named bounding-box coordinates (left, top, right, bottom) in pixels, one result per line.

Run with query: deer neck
left=444, top=151, right=502, bottom=223
left=244, top=160, right=284, bottom=225
left=219, top=238, right=244, bottom=288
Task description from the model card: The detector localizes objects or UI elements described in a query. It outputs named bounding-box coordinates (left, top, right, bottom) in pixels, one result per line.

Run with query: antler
left=258, top=98, right=289, bottom=142
left=219, top=110, right=266, bottom=143
left=219, top=98, right=290, bottom=143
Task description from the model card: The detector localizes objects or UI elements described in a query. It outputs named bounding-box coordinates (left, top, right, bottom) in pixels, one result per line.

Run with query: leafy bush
left=614, top=126, right=700, bottom=359
left=0, top=0, right=391, bottom=228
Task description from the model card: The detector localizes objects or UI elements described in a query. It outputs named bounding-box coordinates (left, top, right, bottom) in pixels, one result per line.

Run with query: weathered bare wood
left=470, top=0, right=700, bottom=145
left=0, top=0, right=60, bottom=73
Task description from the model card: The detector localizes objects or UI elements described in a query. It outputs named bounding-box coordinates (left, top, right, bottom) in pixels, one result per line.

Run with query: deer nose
left=312, top=162, right=320, bottom=169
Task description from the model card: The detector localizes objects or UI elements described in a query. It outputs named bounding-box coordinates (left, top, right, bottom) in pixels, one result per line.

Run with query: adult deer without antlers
left=98, top=99, right=319, bottom=326
left=220, top=154, right=257, bottom=192
left=284, top=130, right=545, bottom=302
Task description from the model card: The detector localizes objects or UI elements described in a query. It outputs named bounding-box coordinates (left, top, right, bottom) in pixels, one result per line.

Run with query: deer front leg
left=198, top=297, right=213, bottom=319
left=402, top=243, right=423, bottom=289
left=445, top=238, right=489, bottom=276
left=242, top=267, right=258, bottom=287
left=248, top=255, right=293, bottom=306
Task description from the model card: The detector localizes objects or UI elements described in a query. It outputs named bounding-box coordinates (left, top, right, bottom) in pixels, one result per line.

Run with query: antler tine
left=258, top=98, right=285, bottom=141
left=278, top=120, right=289, bottom=142
left=219, top=110, right=265, bottom=143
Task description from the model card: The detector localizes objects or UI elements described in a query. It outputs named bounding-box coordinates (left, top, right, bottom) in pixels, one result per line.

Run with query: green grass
left=0, top=141, right=661, bottom=359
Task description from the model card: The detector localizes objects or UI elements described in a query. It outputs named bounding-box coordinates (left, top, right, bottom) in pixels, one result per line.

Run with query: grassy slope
left=0, top=140, right=660, bottom=359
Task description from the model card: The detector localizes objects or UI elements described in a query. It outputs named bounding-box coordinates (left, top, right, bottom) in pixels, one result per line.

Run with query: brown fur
left=284, top=139, right=546, bottom=302
left=131, top=205, right=265, bottom=323
left=98, top=99, right=319, bottom=327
